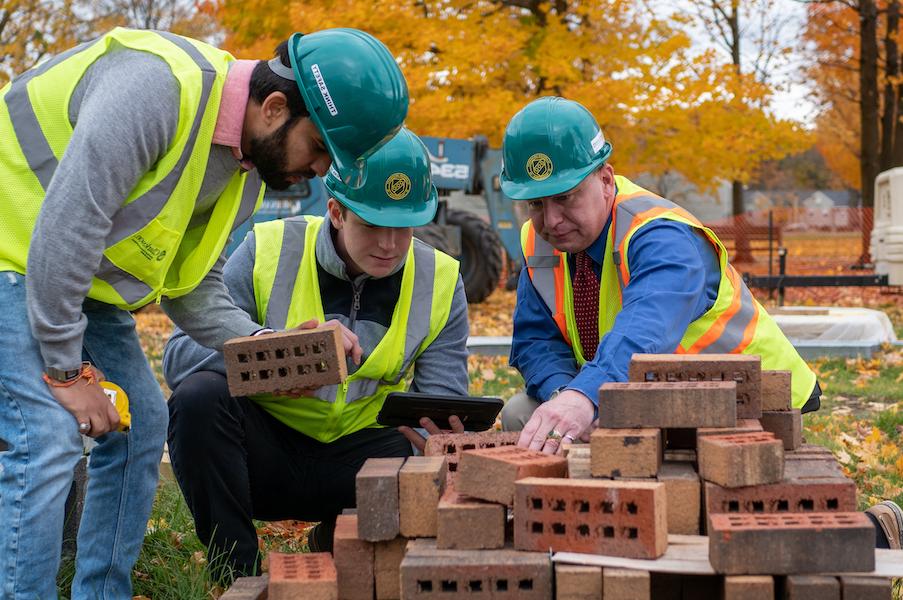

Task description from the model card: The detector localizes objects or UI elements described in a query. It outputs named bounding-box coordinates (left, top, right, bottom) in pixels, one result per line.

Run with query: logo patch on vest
left=131, top=234, right=167, bottom=262
left=385, top=173, right=412, bottom=200
left=526, top=153, right=553, bottom=181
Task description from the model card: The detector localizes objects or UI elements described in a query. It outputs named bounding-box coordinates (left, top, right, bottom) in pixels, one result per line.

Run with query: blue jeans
left=0, top=272, right=168, bottom=599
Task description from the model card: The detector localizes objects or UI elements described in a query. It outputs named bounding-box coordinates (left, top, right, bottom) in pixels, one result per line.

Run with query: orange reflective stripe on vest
left=524, top=226, right=571, bottom=345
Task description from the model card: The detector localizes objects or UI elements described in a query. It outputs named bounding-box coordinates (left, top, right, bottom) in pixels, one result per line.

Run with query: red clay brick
left=708, top=512, right=875, bottom=574
left=598, top=382, right=737, bottom=429
left=784, top=449, right=846, bottom=480
left=659, top=461, right=701, bottom=535
left=400, top=539, right=551, bottom=600
left=457, top=445, right=567, bottom=505
left=356, top=457, right=405, bottom=542
left=513, top=477, right=667, bottom=559
left=704, top=477, right=857, bottom=517
left=224, top=326, right=346, bottom=397
left=555, top=564, right=602, bottom=600
left=838, top=576, right=893, bottom=600
left=628, top=353, right=762, bottom=418
left=374, top=537, right=406, bottom=600
left=698, top=432, right=784, bottom=488
left=268, top=552, right=337, bottom=600
left=762, top=370, right=792, bottom=411
left=760, top=409, right=802, bottom=450
left=220, top=576, right=269, bottom=600
left=423, top=431, right=520, bottom=483
left=697, top=419, right=764, bottom=445
left=332, top=514, right=373, bottom=600
left=399, top=456, right=447, bottom=537
left=436, top=487, right=505, bottom=550
left=590, top=428, right=662, bottom=478
left=723, top=575, right=774, bottom=600
left=784, top=575, right=840, bottom=600
left=603, top=568, right=650, bottom=599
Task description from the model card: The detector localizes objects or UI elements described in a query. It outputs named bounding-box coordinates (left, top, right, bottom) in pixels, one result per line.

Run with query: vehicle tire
left=447, top=209, right=503, bottom=303
left=414, top=223, right=453, bottom=255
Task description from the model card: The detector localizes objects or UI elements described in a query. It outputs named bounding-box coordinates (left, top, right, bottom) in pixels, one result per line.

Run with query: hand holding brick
left=223, top=325, right=347, bottom=397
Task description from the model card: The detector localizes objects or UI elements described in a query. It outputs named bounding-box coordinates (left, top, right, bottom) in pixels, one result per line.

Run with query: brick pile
left=223, top=353, right=889, bottom=599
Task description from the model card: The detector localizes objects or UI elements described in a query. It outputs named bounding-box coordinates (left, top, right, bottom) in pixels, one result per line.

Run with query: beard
left=245, top=118, right=316, bottom=190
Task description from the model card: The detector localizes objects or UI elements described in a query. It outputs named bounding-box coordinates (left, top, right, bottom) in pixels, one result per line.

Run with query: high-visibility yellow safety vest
left=520, top=175, right=816, bottom=409
left=0, top=28, right=264, bottom=310
left=250, top=216, right=460, bottom=443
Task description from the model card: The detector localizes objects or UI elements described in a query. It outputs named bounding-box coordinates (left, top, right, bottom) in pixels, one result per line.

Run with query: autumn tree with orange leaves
left=215, top=0, right=807, bottom=194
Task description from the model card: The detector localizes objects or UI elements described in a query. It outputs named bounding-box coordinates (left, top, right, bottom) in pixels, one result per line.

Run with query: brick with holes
left=762, top=370, right=792, bottom=411
left=598, top=382, right=737, bottom=429
left=628, top=353, right=762, bottom=419
left=399, top=456, right=447, bottom=537
left=708, top=512, right=875, bottom=574
left=590, top=428, right=662, bottom=478
left=423, top=431, right=520, bottom=483
left=784, top=575, right=840, bottom=600
left=555, top=564, right=603, bottom=600
left=220, top=576, right=268, bottom=600
left=698, top=432, right=783, bottom=488
left=659, top=461, right=701, bottom=535
left=457, top=445, right=567, bottom=505
left=400, top=539, right=552, bottom=600
left=604, top=568, right=651, bottom=599
left=722, top=575, right=774, bottom=600
left=223, top=325, right=346, bottom=397
left=760, top=409, right=802, bottom=450
left=436, top=487, right=505, bottom=550
left=332, top=514, right=373, bottom=600
left=375, top=537, right=406, bottom=600
left=513, top=477, right=667, bottom=558
left=268, top=552, right=337, bottom=600
left=839, top=576, right=893, bottom=600
left=703, top=476, right=857, bottom=517
left=356, top=457, right=405, bottom=542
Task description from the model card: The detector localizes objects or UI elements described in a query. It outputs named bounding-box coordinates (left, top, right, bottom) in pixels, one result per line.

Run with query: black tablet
left=377, top=392, right=504, bottom=431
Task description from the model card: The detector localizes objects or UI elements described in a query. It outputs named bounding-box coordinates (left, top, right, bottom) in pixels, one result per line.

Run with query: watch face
left=47, top=367, right=81, bottom=382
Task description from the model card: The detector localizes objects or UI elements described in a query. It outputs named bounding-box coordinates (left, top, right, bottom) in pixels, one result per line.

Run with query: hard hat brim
left=332, top=184, right=439, bottom=228
left=500, top=157, right=605, bottom=201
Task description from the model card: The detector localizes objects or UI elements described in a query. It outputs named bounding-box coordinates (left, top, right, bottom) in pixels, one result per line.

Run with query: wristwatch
left=44, top=365, right=83, bottom=383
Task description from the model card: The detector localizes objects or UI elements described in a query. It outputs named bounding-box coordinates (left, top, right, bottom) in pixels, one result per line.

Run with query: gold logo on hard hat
left=526, top=153, right=553, bottom=181
left=385, top=173, right=412, bottom=200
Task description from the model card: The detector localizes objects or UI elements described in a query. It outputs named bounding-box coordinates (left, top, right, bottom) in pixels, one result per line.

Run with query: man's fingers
left=341, top=329, right=363, bottom=366
left=528, top=416, right=554, bottom=452
left=448, top=415, right=465, bottom=433
left=297, top=319, right=319, bottom=330
left=518, top=413, right=542, bottom=448
left=419, top=417, right=444, bottom=436
left=398, top=426, right=426, bottom=453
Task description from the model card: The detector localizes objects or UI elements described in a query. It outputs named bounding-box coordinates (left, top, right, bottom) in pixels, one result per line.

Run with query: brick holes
left=531, top=498, right=543, bottom=510
left=468, top=580, right=482, bottom=592
left=441, top=580, right=457, bottom=592
left=625, top=502, right=638, bottom=515
left=575, top=500, right=590, bottom=513
left=417, top=580, right=432, bottom=592
left=624, top=527, right=638, bottom=539
left=751, top=501, right=764, bottom=513
left=578, top=524, right=590, bottom=537
left=827, top=498, right=839, bottom=509
left=448, top=463, right=458, bottom=472
left=531, top=522, right=543, bottom=534
left=496, top=580, right=508, bottom=591
left=240, top=372, right=251, bottom=382
left=293, top=345, right=305, bottom=357
left=237, top=353, right=250, bottom=363
left=518, top=579, right=533, bottom=590
left=552, top=523, right=566, bottom=535
left=799, top=499, right=814, bottom=511
left=552, top=499, right=566, bottom=512
left=728, top=500, right=740, bottom=512
left=259, top=369, right=272, bottom=380
left=278, top=367, right=288, bottom=377
left=602, top=501, right=614, bottom=513
left=603, top=526, right=615, bottom=538
left=777, top=500, right=789, bottom=511
left=275, top=348, right=287, bottom=359
left=256, top=350, right=269, bottom=361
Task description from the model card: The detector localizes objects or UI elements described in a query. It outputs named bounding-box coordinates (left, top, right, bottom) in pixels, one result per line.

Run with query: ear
left=599, top=164, right=616, bottom=202
left=260, top=91, right=289, bottom=127
left=327, top=198, right=345, bottom=229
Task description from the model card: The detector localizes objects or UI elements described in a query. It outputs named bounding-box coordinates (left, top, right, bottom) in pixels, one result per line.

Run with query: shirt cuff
left=537, top=373, right=575, bottom=403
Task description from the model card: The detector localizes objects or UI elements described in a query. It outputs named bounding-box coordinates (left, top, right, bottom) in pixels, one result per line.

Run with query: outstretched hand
left=399, top=415, right=466, bottom=453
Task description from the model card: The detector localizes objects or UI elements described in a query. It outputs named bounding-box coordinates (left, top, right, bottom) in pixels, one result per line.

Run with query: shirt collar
left=212, top=60, right=257, bottom=170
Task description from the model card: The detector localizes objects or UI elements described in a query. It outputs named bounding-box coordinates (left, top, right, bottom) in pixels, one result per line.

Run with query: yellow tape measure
left=100, top=381, right=132, bottom=432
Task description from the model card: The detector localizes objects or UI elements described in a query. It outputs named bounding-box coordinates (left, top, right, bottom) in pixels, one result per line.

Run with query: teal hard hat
left=287, top=29, right=409, bottom=182
left=499, top=97, right=613, bottom=201
left=324, top=128, right=438, bottom=227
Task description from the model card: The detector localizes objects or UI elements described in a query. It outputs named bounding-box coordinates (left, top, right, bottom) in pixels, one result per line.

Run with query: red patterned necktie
left=572, top=250, right=600, bottom=356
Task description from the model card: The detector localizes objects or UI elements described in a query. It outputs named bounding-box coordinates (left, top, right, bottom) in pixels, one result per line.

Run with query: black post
left=778, top=247, right=787, bottom=306
left=768, top=210, right=774, bottom=300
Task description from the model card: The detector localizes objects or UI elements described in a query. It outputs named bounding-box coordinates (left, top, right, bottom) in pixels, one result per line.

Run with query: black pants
left=167, top=371, right=412, bottom=578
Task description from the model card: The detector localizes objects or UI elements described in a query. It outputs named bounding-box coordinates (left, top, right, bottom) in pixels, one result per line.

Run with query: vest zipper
left=348, top=275, right=367, bottom=330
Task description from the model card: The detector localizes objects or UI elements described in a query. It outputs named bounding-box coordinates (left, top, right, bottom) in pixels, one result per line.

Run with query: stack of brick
left=220, top=353, right=891, bottom=599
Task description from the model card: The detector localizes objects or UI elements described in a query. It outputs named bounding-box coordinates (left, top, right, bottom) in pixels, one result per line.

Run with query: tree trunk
left=881, top=0, right=898, bottom=171
left=728, top=3, right=753, bottom=262
left=859, top=0, right=879, bottom=263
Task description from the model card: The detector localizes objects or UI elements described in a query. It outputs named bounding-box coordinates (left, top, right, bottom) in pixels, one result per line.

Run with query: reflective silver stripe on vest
left=6, top=40, right=95, bottom=189
left=264, top=217, right=308, bottom=329
left=96, top=256, right=153, bottom=301
left=232, top=170, right=262, bottom=233
left=104, top=32, right=218, bottom=247
left=525, top=232, right=560, bottom=318
left=697, top=271, right=758, bottom=354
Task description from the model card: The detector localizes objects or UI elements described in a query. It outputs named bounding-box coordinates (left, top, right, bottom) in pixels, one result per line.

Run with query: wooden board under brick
left=760, top=409, right=802, bottom=450
left=698, top=432, right=783, bottom=488
left=598, top=382, right=737, bottom=429
left=399, top=456, right=447, bottom=537
left=423, top=431, right=519, bottom=483
left=436, top=487, right=505, bottom=550
left=332, top=514, right=373, bottom=600
left=457, top=445, right=567, bottom=505
left=268, top=552, right=337, bottom=600
left=400, top=539, right=552, bottom=600
left=628, top=353, right=762, bottom=419
left=590, top=428, right=662, bottom=478
left=761, top=370, right=792, bottom=411
left=659, top=461, right=701, bottom=535
left=514, top=477, right=668, bottom=559
left=356, top=457, right=404, bottom=542
left=223, top=326, right=346, bottom=397
left=708, top=512, right=875, bottom=574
